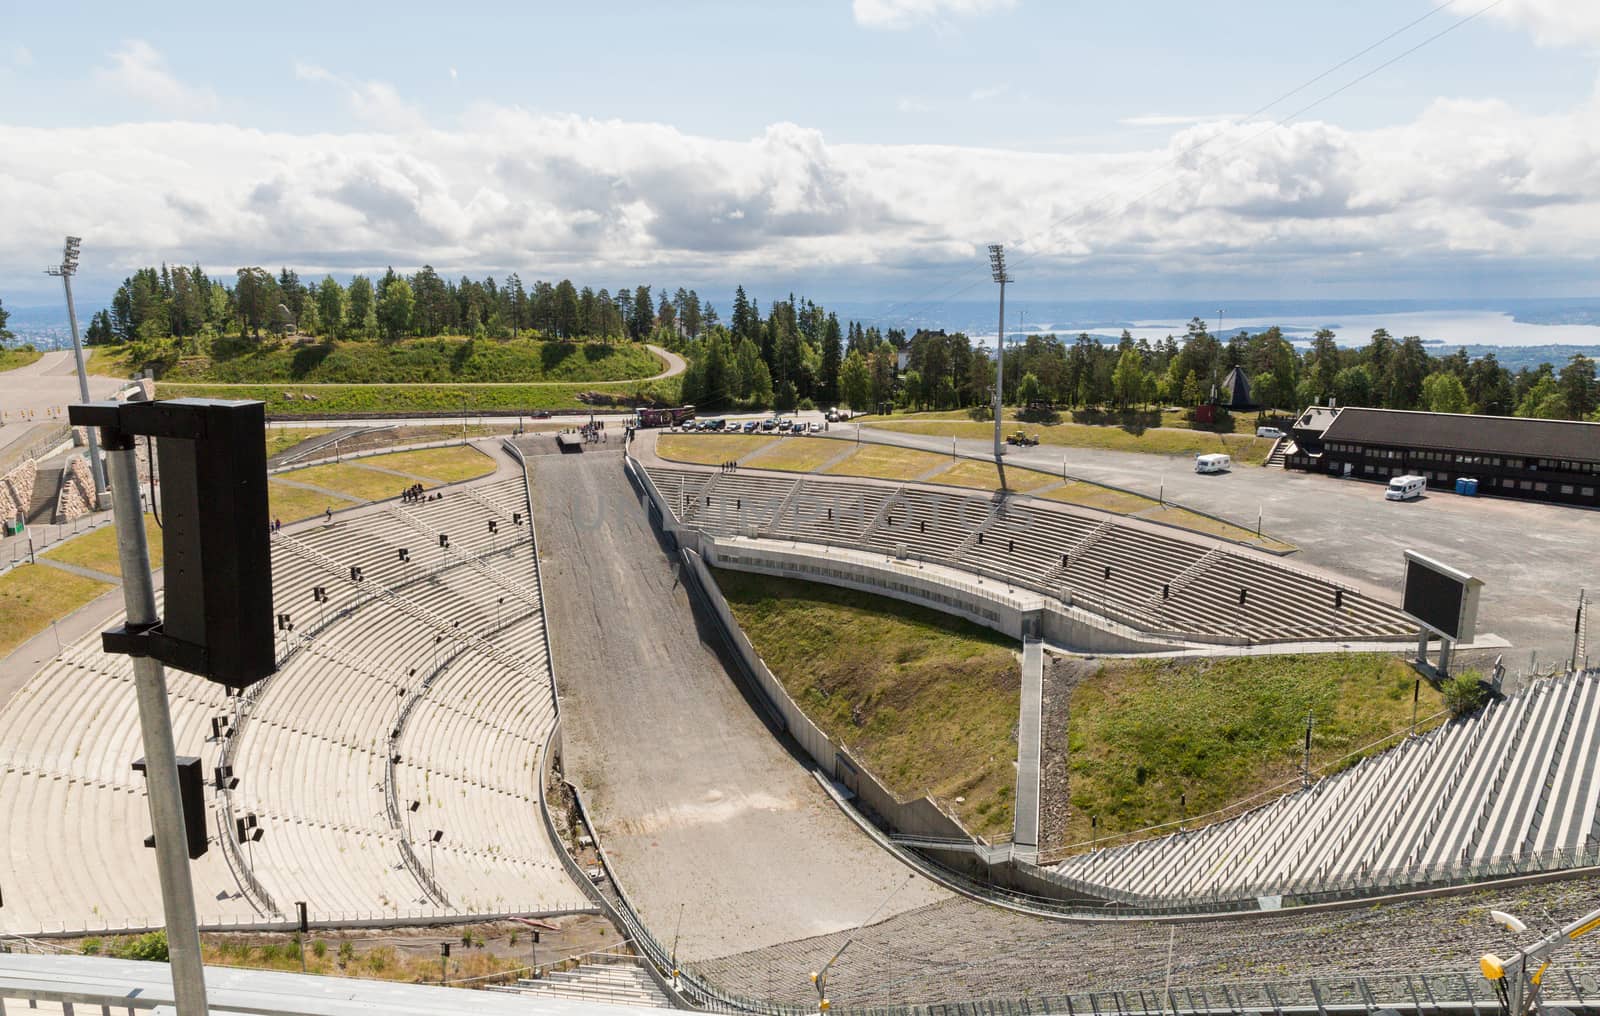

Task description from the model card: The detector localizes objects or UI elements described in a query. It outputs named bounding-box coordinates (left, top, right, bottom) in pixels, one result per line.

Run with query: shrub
left=79, top=938, right=102, bottom=956
left=312, top=940, right=328, bottom=959
left=1443, top=672, right=1490, bottom=718
left=111, top=930, right=169, bottom=962
left=337, top=941, right=355, bottom=967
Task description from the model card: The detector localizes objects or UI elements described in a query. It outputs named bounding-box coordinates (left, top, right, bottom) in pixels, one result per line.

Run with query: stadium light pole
left=45, top=237, right=108, bottom=508
left=988, top=245, right=1010, bottom=466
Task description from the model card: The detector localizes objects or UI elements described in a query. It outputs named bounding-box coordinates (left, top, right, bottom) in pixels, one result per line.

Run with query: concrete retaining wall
left=682, top=547, right=970, bottom=842
left=702, top=536, right=1178, bottom=654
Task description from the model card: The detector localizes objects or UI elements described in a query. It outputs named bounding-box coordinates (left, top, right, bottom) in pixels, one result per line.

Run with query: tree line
left=88, top=263, right=712, bottom=348
left=79, top=264, right=1599, bottom=422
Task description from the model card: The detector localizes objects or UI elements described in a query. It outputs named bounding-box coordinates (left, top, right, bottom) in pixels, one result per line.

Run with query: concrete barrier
left=701, top=535, right=1181, bottom=654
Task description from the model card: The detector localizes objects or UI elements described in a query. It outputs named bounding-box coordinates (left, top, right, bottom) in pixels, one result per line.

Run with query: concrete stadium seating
left=645, top=464, right=1412, bottom=644
left=1049, top=672, right=1600, bottom=903
left=0, top=476, right=586, bottom=934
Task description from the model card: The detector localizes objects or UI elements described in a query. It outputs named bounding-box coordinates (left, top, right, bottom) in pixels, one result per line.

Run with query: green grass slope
left=715, top=569, right=1022, bottom=841
left=157, top=336, right=664, bottom=384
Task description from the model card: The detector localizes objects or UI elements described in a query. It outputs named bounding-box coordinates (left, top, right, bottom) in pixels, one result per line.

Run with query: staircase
left=494, top=960, right=672, bottom=1008
left=27, top=465, right=61, bottom=523
left=1265, top=438, right=1290, bottom=468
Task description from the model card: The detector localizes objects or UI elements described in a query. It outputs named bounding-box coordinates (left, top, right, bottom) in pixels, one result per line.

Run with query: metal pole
left=63, top=272, right=108, bottom=507
left=994, top=278, right=1006, bottom=463
left=103, top=437, right=209, bottom=1015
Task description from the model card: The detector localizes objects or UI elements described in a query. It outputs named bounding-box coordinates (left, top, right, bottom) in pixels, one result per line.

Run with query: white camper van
left=1385, top=475, right=1427, bottom=501
left=1194, top=453, right=1231, bottom=474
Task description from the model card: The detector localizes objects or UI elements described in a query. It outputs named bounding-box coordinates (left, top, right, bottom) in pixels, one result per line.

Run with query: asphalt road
left=837, top=422, right=1596, bottom=669
left=0, top=351, right=124, bottom=455
left=529, top=449, right=946, bottom=962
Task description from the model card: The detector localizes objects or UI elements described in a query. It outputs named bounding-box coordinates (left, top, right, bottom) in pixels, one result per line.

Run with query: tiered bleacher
left=1048, top=671, right=1600, bottom=904
left=645, top=465, right=1412, bottom=643
left=0, top=476, right=587, bottom=934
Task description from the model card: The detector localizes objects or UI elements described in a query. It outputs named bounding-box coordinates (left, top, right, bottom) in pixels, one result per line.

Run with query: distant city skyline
left=6, top=2, right=1600, bottom=306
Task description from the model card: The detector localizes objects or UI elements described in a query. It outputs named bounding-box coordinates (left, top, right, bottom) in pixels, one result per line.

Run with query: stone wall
left=0, top=458, right=37, bottom=527
left=54, top=456, right=96, bottom=522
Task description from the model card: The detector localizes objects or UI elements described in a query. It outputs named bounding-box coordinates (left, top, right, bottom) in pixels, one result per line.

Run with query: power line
left=879, top=0, right=1507, bottom=329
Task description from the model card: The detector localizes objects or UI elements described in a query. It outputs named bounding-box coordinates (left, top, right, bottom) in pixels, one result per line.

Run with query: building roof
left=1221, top=365, right=1254, bottom=409
left=1320, top=407, right=1600, bottom=462
left=1293, top=406, right=1340, bottom=436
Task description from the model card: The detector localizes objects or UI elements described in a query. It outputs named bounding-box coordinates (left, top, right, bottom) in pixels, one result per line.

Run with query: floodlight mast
left=45, top=236, right=108, bottom=508
left=988, top=244, right=1011, bottom=467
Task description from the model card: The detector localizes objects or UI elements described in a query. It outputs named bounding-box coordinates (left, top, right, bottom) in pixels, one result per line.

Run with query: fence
left=266, top=436, right=470, bottom=474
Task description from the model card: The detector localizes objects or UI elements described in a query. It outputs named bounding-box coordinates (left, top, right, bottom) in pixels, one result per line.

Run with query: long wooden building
left=1283, top=405, right=1600, bottom=508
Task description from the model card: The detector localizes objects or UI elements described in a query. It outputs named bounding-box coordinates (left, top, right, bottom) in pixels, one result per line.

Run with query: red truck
left=636, top=405, right=697, bottom=428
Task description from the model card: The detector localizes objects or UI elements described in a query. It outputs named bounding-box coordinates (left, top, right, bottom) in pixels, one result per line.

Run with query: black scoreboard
left=1401, top=551, right=1483, bottom=643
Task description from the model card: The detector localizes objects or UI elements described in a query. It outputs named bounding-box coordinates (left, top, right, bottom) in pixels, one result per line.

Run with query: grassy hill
left=1064, top=653, right=1446, bottom=848
left=714, top=569, right=1021, bottom=841
left=158, top=378, right=680, bottom=416
left=106, top=336, right=664, bottom=385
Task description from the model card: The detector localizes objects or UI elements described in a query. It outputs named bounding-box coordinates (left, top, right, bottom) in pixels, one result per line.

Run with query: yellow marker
left=1570, top=915, right=1600, bottom=939
left=1479, top=954, right=1506, bottom=980
left=1532, top=960, right=1549, bottom=986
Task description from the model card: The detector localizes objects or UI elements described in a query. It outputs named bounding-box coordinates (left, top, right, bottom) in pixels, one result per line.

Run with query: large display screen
left=1402, top=557, right=1467, bottom=639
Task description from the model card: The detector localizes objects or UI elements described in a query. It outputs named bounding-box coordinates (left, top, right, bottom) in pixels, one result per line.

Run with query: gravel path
left=529, top=449, right=946, bottom=962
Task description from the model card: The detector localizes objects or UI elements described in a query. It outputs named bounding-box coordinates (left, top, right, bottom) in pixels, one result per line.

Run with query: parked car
left=1256, top=426, right=1285, bottom=439
left=809, top=421, right=822, bottom=433
left=760, top=419, right=777, bottom=431
left=531, top=410, right=552, bottom=420
left=742, top=420, right=759, bottom=433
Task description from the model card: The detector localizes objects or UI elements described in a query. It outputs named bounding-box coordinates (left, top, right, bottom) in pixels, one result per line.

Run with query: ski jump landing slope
left=529, top=450, right=946, bottom=962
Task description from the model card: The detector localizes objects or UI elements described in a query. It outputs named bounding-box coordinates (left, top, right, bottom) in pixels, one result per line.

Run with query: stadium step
left=496, top=962, right=672, bottom=1008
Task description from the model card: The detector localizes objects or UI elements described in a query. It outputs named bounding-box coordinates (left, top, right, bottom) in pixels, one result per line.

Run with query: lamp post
left=987, top=244, right=1011, bottom=467
left=45, top=237, right=107, bottom=508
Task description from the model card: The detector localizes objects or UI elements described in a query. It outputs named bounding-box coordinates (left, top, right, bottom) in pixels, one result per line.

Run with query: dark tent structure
left=1220, top=365, right=1256, bottom=410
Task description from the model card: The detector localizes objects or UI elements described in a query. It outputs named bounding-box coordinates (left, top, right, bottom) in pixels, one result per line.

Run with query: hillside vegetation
left=159, top=378, right=680, bottom=416
left=1064, top=653, right=1445, bottom=848
left=140, top=336, right=664, bottom=384
left=715, top=569, right=1021, bottom=841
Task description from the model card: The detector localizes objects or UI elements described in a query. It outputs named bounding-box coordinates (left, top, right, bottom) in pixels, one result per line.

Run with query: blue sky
left=4, top=0, right=1600, bottom=308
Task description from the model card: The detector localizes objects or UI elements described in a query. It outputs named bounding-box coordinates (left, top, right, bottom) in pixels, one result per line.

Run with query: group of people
left=576, top=420, right=608, bottom=444
left=400, top=484, right=438, bottom=503
left=717, top=460, right=739, bottom=473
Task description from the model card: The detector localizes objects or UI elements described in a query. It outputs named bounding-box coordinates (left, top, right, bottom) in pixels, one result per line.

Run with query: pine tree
left=820, top=312, right=843, bottom=406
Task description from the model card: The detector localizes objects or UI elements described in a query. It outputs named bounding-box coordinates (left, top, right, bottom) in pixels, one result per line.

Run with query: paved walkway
left=1013, top=638, right=1044, bottom=853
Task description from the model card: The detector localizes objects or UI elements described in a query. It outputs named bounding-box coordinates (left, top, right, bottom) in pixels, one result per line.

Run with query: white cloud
left=93, top=40, right=217, bottom=115
left=968, top=83, right=1009, bottom=102
left=852, top=0, right=1015, bottom=31
left=896, top=97, right=933, bottom=113
left=294, top=62, right=425, bottom=131
left=1484, top=0, right=1600, bottom=48
left=4, top=90, right=1600, bottom=297
left=10, top=44, right=32, bottom=68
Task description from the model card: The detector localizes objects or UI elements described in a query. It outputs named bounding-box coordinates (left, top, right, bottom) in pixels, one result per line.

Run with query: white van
left=1256, top=426, right=1285, bottom=439
left=1385, top=475, right=1427, bottom=501
left=1195, top=453, right=1231, bottom=474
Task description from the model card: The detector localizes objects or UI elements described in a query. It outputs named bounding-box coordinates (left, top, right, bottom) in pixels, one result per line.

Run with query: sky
left=5, top=0, right=1600, bottom=311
